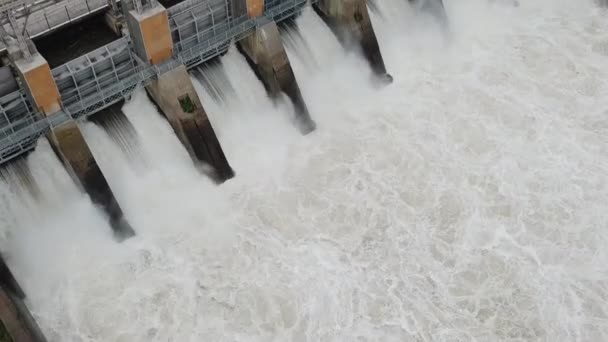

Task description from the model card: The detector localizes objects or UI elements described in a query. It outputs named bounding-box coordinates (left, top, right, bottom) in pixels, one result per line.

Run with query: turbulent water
left=1, top=0, right=608, bottom=340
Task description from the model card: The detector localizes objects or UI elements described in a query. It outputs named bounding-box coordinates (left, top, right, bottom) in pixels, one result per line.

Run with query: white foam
left=1, top=0, right=608, bottom=340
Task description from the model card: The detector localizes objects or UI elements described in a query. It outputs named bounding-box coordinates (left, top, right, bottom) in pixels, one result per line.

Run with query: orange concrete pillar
left=247, top=0, right=264, bottom=17
left=14, top=53, right=61, bottom=115
left=125, top=5, right=173, bottom=65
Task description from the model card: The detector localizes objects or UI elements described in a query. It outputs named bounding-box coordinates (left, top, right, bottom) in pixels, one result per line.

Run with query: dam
left=0, top=0, right=394, bottom=240
left=2, top=0, right=393, bottom=339
left=1, top=0, right=608, bottom=341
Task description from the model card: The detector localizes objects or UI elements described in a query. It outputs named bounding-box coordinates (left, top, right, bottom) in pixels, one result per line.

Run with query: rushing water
left=1, top=0, right=608, bottom=340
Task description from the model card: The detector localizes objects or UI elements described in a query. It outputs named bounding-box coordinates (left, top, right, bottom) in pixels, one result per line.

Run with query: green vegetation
left=179, top=95, right=196, bottom=114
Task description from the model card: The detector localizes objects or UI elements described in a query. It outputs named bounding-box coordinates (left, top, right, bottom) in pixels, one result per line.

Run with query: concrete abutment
left=314, top=0, right=392, bottom=84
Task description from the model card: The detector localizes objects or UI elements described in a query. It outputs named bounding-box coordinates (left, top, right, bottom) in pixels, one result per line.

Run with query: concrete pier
left=47, top=120, right=135, bottom=240
left=126, top=2, right=234, bottom=182
left=238, top=19, right=316, bottom=134
left=14, top=53, right=135, bottom=240
left=146, top=66, right=235, bottom=181
left=314, top=0, right=392, bottom=84
left=0, top=255, right=47, bottom=342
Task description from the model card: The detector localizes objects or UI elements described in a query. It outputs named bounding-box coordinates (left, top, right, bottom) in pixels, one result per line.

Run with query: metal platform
left=0, top=0, right=311, bottom=166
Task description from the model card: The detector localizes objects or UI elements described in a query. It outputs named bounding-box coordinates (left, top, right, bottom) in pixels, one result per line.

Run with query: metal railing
left=52, top=37, right=137, bottom=116
left=168, top=0, right=230, bottom=53
left=0, top=90, right=44, bottom=164
left=172, top=0, right=309, bottom=67
left=0, top=0, right=312, bottom=166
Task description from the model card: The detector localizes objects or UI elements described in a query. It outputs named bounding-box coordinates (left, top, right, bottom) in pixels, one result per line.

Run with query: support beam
left=238, top=19, right=316, bottom=135
left=314, top=0, right=392, bottom=84
left=146, top=66, right=235, bottom=182
left=14, top=53, right=135, bottom=240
